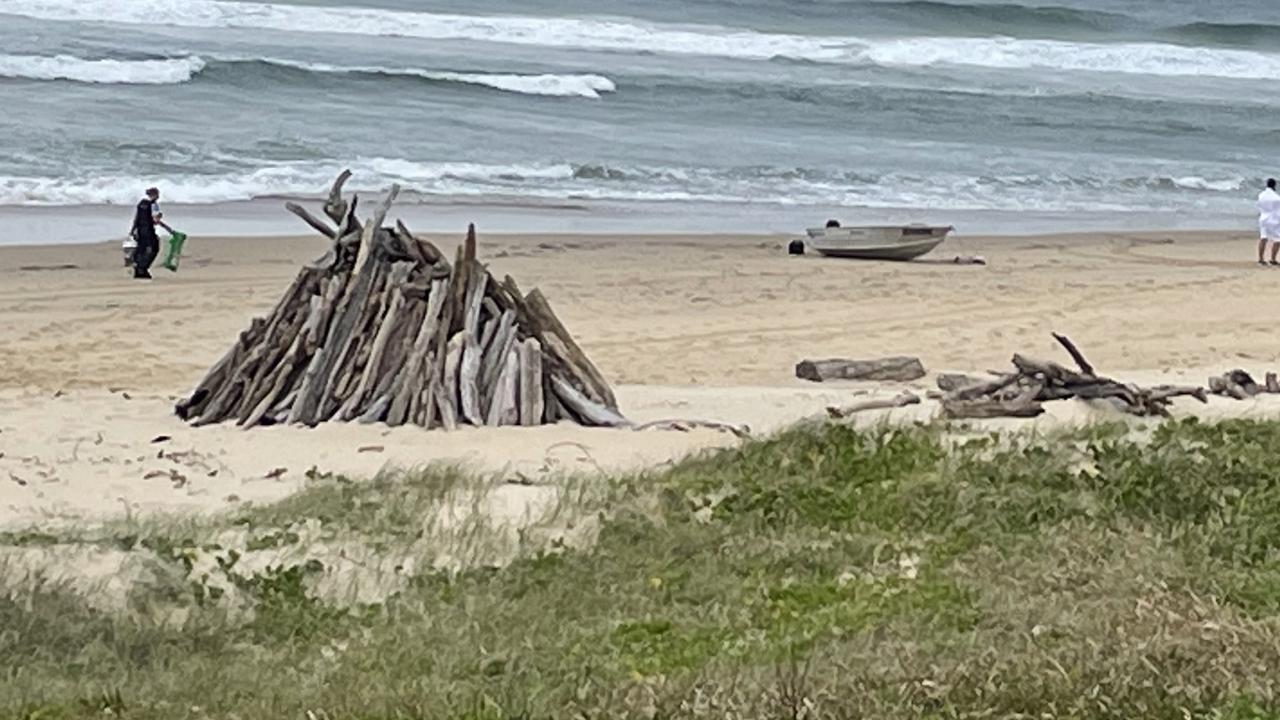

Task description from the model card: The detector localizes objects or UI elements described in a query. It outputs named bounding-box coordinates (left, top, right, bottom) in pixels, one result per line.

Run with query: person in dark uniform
left=130, top=187, right=172, bottom=279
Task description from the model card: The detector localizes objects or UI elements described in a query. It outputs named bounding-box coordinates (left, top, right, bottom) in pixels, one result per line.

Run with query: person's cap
left=146, top=186, right=160, bottom=195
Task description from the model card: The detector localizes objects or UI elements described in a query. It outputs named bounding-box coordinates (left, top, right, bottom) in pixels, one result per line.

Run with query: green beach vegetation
left=4, top=418, right=1280, bottom=719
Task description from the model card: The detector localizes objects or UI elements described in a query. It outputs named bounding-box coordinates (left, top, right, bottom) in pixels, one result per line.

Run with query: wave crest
left=8, top=0, right=1280, bottom=80
left=0, top=52, right=617, bottom=97
left=0, top=159, right=1253, bottom=214
left=254, top=58, right=616, bottom=98
left=0, top=53, right=204, bottom=84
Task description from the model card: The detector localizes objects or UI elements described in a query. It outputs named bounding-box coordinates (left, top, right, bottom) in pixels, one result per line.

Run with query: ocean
left=1, top=0, right=1277, bottom=240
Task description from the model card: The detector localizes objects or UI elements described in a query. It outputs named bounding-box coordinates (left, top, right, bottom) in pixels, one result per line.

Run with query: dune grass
left=4, top=418, right=1280, bottom=719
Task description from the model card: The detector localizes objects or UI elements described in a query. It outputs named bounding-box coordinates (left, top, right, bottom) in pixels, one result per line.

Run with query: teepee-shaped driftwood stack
left=176, top=171, right=625, bottom=430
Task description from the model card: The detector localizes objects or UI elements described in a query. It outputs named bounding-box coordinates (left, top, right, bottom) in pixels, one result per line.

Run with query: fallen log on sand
left=826, top=390, right=921, bottom=419
left=941, top=334, right=1208, bottom=420
left=796, top=356, right=926, bottom=383
left=1208, top=369, right=1260, bottom=400
left=176, top=172, right=622, bottom=430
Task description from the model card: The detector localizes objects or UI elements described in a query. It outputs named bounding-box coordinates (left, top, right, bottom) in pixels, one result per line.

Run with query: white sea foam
left=859, top=37, right=1280, bottom=79
left=0, top=157, right=1251, bottom=216
left=0, top=159, right=580, bottom=206
left=0, top=53, right=204, bottom=83
left=257, top=58, right=616, bottom=98
left=7, top=0, right=1280, bottom=79
left=0, top=50, right=618, bottom=97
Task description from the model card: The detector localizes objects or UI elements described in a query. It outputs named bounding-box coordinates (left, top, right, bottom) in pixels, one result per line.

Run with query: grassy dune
left=4, top=419, right=1280, bottom=719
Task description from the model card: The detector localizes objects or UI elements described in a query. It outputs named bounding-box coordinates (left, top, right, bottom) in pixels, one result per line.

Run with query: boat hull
left=804, top=225, right=952, bottom=261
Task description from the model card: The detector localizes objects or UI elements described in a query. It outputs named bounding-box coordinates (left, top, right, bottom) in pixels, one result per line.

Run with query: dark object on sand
left=1208, top=369, right=1261, bottom=399
left=176, top=170, right=626, bottom=430
left=939, top=333, right=1208, bottom=419
left=825, top=219, right=841, bottom=228
left=788, top=238, right=805, bottom=255
left=796, top=356, right=926, bottom=383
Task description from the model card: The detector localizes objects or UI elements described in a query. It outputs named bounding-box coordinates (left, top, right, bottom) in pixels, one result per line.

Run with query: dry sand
left=3, top=228, right=1279, bottom=529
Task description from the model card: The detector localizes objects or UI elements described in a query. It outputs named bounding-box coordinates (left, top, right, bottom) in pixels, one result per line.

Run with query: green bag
left=162, top=230, right=187, bottom=272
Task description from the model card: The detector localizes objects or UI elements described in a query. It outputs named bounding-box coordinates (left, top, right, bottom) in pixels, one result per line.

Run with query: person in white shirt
left=1259, top=178, right=1280, bottom=265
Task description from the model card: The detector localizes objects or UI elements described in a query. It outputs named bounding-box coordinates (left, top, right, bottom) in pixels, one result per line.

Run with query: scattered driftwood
left=826, top=391, right=921, bottom=419
left=941, top=334, right=1209, bottom=419
left=942, top=387, right=1045, bottom=420
left=1208, top=369, right=1260, bottom=400
left=176, top=171, right=622, bottom=430
left=796, top=356, right=925, bottom=383
left=632, top=419, right=752, bottom=439
left=935, top=373, right=988, bottom=393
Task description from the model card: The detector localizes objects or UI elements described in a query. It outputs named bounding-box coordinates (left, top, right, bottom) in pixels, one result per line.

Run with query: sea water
left=1, top=0, right=1276, bottom=239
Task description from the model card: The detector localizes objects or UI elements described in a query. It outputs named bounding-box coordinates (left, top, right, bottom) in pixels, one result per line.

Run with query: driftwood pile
left=175, top=172, right=625, bottom=430
left=817, top=338, right=1280, bottom=422
left=938, top=334, right=1208, bottom=419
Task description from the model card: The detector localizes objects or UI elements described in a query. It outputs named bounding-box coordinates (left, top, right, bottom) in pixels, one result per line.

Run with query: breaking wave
left=0, top=52, right=617, bottom=97
left=0, top=158, right=1253, bottom=213
left=0, top=53, right=204, bottom=84
left=7, top=0, right=1280, bottom=79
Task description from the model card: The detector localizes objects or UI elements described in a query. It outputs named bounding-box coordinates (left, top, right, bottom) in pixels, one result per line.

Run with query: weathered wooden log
left=945, top=373, right=1021, bottom=402
left=358, top=396, right=391, bottom=425
left=936, top=373, right=987, bottom=392
left=393, top=220, right=445, bottom=268
left=525, top=287, right=617, bottom=409
left=826, top=391, right=921, bottom=419
left=427, top=268, right=460, bottom=424
left=456, top=266, right=488, bottom=425
left=289, top=249, right=384, bottom=424
left=478, top=312, right=499, bottom=356
left=796, top=356, right=926, bottom=383
left=372, top=288, right=425, bottom=400
left=286, top=202, right=337, bottom=239
left=1052, top=332, right=1096, bottom=376
left=176, top=316, right=267, bottom=421
left=480, top=310, right=517, bottom=408
left=551, top=375, right=630, bottom=427
left=518, top=338, right=544, bottom=427
left=1010, top=354, right=1091, bottom=386
left=459, top=333, right=483, bottom=425
left=243, top=309, right=315, bottom=429
left=1209, top=375, right=1251, bottom=400
left=323, top=169, right=353, bottom=226
left=942, top=382, right=1046, bottom=419
left=212, top=267, right=321, bottom=421
left=485, top=349, right=520, bottom=426
left=543, top=352, right=562, bottom=423
left=414, top=351, right=438, bottom=428
left=252, top=296, right=324, bottom=422
left=943, top=396, right=1046, bottom=419
left=1146, top=385, right=1209, bottom=404
left=234, top=300, right=312, bottom=424
left=439, top=334, right=464, bottom=431
left=1227, top=369, right=1260, bottom=396
left=632, top=419, right=751, bottom=439
left=339, top=262, right=414, bottom=419
left=447, top=245, right=471, bottom=336
left=464, top=222, right=477, bottom=262
left=317, top=257, right=391, bottom=419
left=386, top=279, right=448, bottom=426
left=350, top=186, right=400, bottom=280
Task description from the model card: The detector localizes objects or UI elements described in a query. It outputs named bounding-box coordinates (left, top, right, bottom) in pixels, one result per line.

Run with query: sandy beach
left=3, top=227, right=1279, bottom=528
